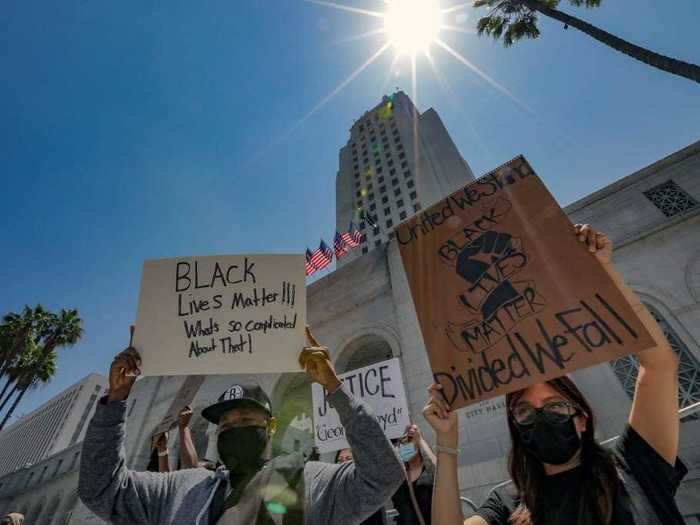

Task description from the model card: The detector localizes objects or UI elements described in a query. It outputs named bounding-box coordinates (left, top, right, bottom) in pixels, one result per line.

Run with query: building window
left=54, top=459, right=64, bottom=477
left=378, top=176, right=385, bottom=184
left=377, top=167, right=383, bottom=174
left=397, top=143, right=404, bottom=151
left=384, top=207, right=391, bottom=216
left=380, top=185, right=387, bottom=194
left=386, top=219, right=393, bottom=228
left=362, top=247, right=368, bottom=254
left=375, top=239, right=382, bottom=247
left=394, top=188, right=401, bottom=197
left=397, top=199, right=404, bottom=208
left=368, top=193, right=375, bottom=201
left=403, top=170, right=411, bottom=178
left=643, top=181, right=697, bottom=218
left=611, top=305, right=700, bottom=408
left=25, top=472, right=35, bottom=489
left=355, top=181, right=360, bottom=189
left=392, top=178, right=399, bottom=186
left=389, top=168, right=396, bottom=176
left=410, top=191, right=417, bottom=200
left=360, top=221, right=366, bottom=229
left=400, top=211, right=407, bottom=220
left=369, top=203, right=376, bottom=211
left=388, top=159, right=394, bottom=167
left=407, top=179, right=415, bottom=188
left=401, top=161, right=408, bottom=169
left=356, top=190, right=362, bottom=197
left=38, top=465, right=49, bottom=484
left=398, top=152, right=406, bottom=160
left=382, top=196, right=389, bottom=204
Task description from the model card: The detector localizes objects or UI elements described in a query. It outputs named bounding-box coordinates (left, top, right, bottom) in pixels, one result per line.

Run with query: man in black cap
left=78, top=327, right=405, bottom=524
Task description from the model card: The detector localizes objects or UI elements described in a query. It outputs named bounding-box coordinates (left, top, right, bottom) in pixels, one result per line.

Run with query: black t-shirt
left=475, top=425, right=687, bottom=525
left=392, top=464, right=434, bottom=525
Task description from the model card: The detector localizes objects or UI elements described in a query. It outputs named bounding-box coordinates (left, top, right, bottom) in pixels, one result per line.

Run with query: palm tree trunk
left=0, top=384, right=18, bottom=416
left=0, top=376, right=14, bottom=407
left=0, top=385, right=28, bottom=431
left=522, top=0, right=700, bottom=84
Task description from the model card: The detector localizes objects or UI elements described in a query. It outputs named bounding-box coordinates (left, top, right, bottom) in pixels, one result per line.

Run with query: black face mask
left=517, top=413, right=581, bottom=465
left=217, top=426, right=269, bottom=472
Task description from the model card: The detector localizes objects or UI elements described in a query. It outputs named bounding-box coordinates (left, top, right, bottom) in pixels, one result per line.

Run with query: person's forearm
left=158, top=453, right=169, bottom=473
left=329, top=384, right=404, bottom=498
left=179, top=427, right=199, bottom=469
left=432, top=428, right=464, bottom=525
left=601, top=260, right=677, bottom=370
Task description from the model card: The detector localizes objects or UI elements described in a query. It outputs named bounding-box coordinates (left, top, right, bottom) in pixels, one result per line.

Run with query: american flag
left=334, top=232, right=349, bottom=259
left=310, top=240, right=333, bottom=270
left=341, top=222, right=364, bottom=247
left=305, top=249, right=317, bottom=276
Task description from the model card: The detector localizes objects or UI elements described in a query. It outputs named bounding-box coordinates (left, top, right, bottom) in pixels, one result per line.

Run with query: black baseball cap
left=202, top=383, right=273, bottom=424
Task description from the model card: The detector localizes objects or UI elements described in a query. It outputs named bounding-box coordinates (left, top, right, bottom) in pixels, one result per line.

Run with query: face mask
left=398, top=443, right=418, bottom=463
left=517, top=413, right=581, bottom=465
left=217, top=426, right=269, bottom=472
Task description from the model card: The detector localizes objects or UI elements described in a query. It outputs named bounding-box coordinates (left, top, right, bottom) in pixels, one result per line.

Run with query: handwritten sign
left=397, top=156, right=655, bottom=410
left=152, top=375, right=206, bottom=437
left=312, top=358, right=410, bottom=453
left=133, top=254, right=306, bottom=375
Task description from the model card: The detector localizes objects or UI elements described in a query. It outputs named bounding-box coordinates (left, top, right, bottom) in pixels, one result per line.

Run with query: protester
left=424, top=224, right=687, bottom=525
left=0, top=513, right=24, bottom=525
left=79, top=326, right=404, bottom=524
left=147, top=406, right=199, bottom=473
left=334, top=448, right=385, bottom=525
left=391, top=424, right=436, bottom=525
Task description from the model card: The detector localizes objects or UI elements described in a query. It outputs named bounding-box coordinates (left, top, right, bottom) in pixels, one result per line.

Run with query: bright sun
left=384, top=0, right=442, bottom=56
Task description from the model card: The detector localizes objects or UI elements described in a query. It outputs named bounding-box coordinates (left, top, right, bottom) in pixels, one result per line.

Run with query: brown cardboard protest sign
left=397, top=156, right=655, bottom=410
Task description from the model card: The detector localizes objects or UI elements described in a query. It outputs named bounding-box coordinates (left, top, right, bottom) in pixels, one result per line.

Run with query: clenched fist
left=108, top=347, right=141, bottom=402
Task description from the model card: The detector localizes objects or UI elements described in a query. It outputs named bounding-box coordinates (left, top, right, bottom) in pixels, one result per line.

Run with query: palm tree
left=0, top=350, right=57, bottom=431
left=473, top=0, right=700, bottom=84
left=0, top=306, right=83, bottom=428
left=0, top=305, right=52, bottom=381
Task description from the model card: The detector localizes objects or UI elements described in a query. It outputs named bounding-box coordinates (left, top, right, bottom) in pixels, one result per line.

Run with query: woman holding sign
left=424, top=225, right=687, bottom=525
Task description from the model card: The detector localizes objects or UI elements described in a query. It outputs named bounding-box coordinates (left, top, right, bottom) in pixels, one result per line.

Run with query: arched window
left=610, top=304, right=700, bottom=408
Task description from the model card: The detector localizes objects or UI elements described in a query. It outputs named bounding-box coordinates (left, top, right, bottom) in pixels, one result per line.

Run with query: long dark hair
left=505, top=377, right=619, bottom=525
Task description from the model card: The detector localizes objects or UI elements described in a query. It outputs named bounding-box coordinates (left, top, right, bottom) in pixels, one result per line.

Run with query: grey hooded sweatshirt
left=78, top=384, right=404, bottom=524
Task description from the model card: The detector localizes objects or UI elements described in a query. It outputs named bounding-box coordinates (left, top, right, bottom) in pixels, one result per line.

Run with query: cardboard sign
left=152, top=375, right=206, bottom=437
left=312, top=358, right=410, bottom=453
left=134, top=254, right=306, bottom=376
left=397, top=156, right=655, bottom=410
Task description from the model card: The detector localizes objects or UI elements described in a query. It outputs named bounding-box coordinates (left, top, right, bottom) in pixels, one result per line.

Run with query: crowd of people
left=66, top=225, right=687, bottom=524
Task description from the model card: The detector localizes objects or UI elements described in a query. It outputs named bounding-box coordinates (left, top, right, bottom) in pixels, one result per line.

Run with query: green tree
left=0, top=306, right=83, bottom=430
left=473, top=0, right=700, bottom=84
left=0, top=350, right=57, bottom=431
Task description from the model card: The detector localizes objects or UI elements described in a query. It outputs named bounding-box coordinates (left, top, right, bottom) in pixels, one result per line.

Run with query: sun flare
left=384, top=0, right=442, bottom=56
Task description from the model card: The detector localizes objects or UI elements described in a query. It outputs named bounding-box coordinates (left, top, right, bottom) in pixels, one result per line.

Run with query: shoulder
left=614, top=425, right=687, bottom=491
left=474, top=481, right=518, bottom=525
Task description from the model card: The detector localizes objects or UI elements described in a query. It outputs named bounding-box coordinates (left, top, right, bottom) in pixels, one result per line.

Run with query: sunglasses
left=511, top=401, right=579, bottom=426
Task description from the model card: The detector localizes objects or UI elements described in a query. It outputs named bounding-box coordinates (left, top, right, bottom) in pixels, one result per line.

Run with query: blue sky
left=1, top=0, right=698, bottom=421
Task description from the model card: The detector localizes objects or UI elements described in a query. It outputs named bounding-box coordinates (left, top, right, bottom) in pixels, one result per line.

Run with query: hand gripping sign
left=397, top=156, right=655, bottom=410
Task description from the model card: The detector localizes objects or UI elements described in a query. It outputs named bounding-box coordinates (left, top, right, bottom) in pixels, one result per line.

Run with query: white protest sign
left=133, top=254, right=306, bottom=375
left=312, top=357, right=410, bottom=453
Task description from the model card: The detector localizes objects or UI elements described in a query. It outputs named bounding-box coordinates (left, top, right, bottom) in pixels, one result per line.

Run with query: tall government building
left=1, top=93, right=699, bottom=523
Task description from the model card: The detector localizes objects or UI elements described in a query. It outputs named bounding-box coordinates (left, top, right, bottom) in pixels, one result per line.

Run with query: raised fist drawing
left=455, top=231, right=527, bottom=321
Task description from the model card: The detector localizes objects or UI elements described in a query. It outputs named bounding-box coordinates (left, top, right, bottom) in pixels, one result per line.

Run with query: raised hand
left=574, top=224, right=612, bottom=264
left=108, top=347, right=141, bottom=402
left=422, top=383, right=458, bottom=437
left=299, top=326, right=341, bottom=391
left=178, top=405, right=193, bottom=429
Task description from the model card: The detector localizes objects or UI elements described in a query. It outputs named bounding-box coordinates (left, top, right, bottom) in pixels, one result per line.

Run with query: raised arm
left=78, top=348, right=174, bottom=524
left=576, top=225, right=680, bottom=464
left=177, top=405, right=200, bottom=469
left=300, top=327, right=404, bottom=522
